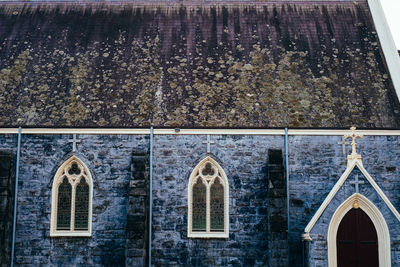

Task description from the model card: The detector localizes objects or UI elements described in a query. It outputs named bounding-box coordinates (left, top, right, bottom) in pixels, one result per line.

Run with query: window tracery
left=188, top=157, right=229, bottom=238
left=51, top=156, right=93, bottom=236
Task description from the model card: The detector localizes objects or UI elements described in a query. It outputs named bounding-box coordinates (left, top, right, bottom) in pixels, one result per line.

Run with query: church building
left=1, top=0, right=400, bottom=266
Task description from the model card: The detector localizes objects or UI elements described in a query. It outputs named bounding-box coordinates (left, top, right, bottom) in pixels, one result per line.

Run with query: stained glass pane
left=210, top=178, right=224, bottom=232
left=57, top=177, right=72, bottom=230
left=74, top=177, right=89, bottom=230
left=192, top=179, right=206, bottom=232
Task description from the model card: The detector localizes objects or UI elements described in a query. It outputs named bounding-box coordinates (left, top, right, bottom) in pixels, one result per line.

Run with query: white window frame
left=188, top=156, right=229, bottom=238
left=50, top=156, right=93, bottom=237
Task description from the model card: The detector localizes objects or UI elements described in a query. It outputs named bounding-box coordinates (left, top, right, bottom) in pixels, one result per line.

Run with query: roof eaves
left=368, top=0, right=400, bottom=103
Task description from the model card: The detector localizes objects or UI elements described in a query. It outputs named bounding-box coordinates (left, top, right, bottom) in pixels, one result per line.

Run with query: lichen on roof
left=0, top=1, right=399, bottom=128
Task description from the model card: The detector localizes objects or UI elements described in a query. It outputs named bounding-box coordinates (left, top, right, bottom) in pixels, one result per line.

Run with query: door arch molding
left=327, top=193, right=391, bottom=267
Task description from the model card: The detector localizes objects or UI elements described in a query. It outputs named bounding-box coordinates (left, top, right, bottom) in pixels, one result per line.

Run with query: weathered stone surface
left=151, top=135, right=283, bottom=266
left=289, top=136, right=400, bottom=266
left=1, top=134, right=148, bottom=266
left=0, top=1, right=398, bottom=128
left=267, top=149, right=288, bottom=266
left=0, top=150, right=14, bottom=267
left=2, top=133, right=400, bottom=266
left=126, top=150, right=149, bottom=266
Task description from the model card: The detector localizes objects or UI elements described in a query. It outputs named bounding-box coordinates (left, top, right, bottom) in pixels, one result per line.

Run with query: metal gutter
left=148, top=126, right=153, bottom=267
left=1, top=128, right=400, bottom=135
left=284, top=128, right=290, bottom=265
left=10, top=127, right=21, bottom=267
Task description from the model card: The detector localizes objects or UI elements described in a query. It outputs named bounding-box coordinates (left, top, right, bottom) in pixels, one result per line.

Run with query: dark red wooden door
left=337, top=208, right=379, bottom=267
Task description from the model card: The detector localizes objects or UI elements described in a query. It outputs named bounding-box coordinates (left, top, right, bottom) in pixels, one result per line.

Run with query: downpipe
left=284, top=128, right=290, bottom=265
left=11, top=127, right=22, bottom=267
left=148, top=127, right=154, bottom=267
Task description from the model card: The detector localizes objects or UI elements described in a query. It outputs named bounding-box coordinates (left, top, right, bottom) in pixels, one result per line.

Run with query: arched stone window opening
left=188, top=157, right=229, bottom=238
left=50, top=156, right=93, bottom=237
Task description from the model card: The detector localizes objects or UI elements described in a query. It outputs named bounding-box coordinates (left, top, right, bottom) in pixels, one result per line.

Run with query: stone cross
left=338, top=137, right=351, bottom=156
left=68, top=134, right=81, bottom=152
left=350, top=174, right=364, bottom=193
left=344, top=127, right=363, bottom=157
left=202, top=134, right=215, bottom=154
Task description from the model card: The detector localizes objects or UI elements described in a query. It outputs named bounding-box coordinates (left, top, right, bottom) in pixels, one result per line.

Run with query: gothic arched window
left=188, top=157, right=229, bottom=238
left=50, top=156, right=93, bottom=236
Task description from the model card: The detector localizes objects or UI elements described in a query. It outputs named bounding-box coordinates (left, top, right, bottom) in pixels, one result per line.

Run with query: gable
left=0, top=1, right=399, bottom=128
left=303, top=159, right=400, bottom=241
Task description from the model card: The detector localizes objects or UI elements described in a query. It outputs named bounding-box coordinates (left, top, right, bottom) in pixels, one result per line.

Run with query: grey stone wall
left=0, top=135, right=17, bottom=267
left=127, top=151, right=149, bottom=266
left=267, top=149, right=288, bottom=266
left=306, top=166, right=400, bottom=266
left=151, top=135, right=284, bottom=266
left=288, top=136, right=400, bottom=267
left=2, top=133, right=400, bottom=266
left=0, top=150, right=15, bottom=267
left=9, top=134, right=148, bottom=266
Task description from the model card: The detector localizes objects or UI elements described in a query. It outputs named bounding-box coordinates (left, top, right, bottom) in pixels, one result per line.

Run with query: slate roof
left=0, top=1, right=399, bottom=128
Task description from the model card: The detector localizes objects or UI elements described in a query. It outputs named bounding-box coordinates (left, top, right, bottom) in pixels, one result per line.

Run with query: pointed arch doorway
left=327, top=194, right=391, bottom=267
left=337, top=208, right=378, bottom=267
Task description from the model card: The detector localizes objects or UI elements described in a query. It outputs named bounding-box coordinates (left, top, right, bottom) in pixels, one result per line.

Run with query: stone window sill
left=50, top=232, right=91, bottom=237
left=188, top=232, right=228, bottom=239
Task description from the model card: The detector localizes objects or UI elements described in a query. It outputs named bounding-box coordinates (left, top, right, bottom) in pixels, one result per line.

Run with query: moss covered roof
left=0, top=1, right=399, bottom=128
